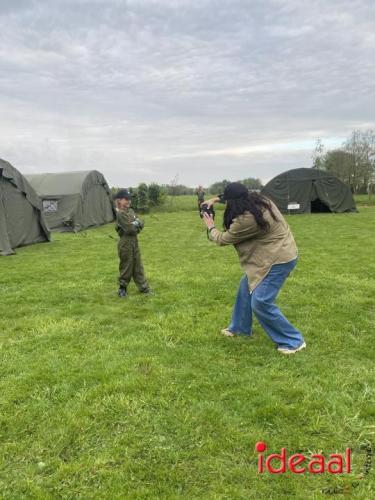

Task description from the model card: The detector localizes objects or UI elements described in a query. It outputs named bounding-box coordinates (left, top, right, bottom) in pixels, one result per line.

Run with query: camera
left=199, top=203, right=215, bottom=220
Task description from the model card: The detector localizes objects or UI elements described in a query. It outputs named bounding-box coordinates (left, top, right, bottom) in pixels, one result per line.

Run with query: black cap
left=222, top=182, right=249, bottom=200
left=114, top=189, right=131, bottom=200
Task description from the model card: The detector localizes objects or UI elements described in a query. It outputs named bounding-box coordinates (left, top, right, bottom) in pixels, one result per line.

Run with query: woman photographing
left=202, top=182, right=306, bottom=355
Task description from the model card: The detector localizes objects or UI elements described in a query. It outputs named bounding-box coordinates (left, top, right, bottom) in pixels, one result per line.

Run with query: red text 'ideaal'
left=256, top=442, right=351, bottom=474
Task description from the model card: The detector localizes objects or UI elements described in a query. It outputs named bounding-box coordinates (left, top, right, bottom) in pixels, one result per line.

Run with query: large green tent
left=261, top=168, right=357, bottom=214
left=0, top=158, right=50, bottom=256
left=26, top=170, right=115, bottom=232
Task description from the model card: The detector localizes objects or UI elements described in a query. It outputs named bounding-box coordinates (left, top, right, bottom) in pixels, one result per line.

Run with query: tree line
left=208, top=177, right=263, bottom=194
left=312, top=129, right=375, bottom=194
left=111, top=177, right=263, bottom=211
left=111, top=183, right=166, bottom=212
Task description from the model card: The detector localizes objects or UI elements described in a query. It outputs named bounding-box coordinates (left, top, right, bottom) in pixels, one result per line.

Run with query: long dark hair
left=223, top=193, right=278, bottom=231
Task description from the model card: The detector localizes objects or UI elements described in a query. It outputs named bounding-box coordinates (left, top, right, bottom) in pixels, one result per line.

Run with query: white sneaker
left=221, top=328, right=236, bottom=337
left=277, top=342, right=306, bottom=355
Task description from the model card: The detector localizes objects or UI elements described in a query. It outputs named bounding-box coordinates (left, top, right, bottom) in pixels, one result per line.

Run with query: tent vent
left=43, top=199, right=58, bottom=213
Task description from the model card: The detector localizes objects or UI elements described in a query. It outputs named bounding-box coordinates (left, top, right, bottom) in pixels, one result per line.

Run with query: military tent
left=26, top=170, right=115, bottom=231
left=0, top=158, right=50, bottom=256
left=261, top=168, right=356, bottom=214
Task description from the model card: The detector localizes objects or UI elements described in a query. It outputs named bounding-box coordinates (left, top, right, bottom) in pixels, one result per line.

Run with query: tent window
left=43, top=199, right=58, bottom=213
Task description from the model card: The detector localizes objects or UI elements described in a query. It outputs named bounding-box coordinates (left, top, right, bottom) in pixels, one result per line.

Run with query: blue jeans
left=228, top=259, right=304, bottom=349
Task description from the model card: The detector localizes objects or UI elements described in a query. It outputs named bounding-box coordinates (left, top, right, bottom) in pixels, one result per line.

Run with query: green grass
left=154, top=195, right=200, bottom=212
left=153, top=195, right=224, bottom=213
left=354, top=194, right=375, bottom=207
left=0, top=207, right=374, bottom=499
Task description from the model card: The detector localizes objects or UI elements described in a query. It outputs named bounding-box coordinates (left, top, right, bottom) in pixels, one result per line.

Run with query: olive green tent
left=261, top=168, right=357, bottom=214
left=26, top=170, right=115, bottom=232
left=0, top=158, right=50, bottom=256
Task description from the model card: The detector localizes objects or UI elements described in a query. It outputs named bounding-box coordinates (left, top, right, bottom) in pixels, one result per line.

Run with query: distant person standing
left=114, top=189, right=151, bottom=298
left=196, top=186, right=205, bottom=212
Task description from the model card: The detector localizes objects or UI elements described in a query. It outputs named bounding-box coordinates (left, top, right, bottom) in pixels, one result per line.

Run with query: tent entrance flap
left=310, top=181, right=332, bottom=213
left=311, top=198, right=331, bottom=213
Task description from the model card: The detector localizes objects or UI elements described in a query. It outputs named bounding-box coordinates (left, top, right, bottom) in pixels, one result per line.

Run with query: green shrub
left=148, top=183, right=166, bottom=206
left=137, top=183, right=149, bottom=212
left=128, top=187, right=139, bottom=210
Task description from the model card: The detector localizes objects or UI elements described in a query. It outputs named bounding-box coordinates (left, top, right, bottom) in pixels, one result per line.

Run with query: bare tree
left=344, top=130, right=375, bottom=194
left=312, top=138, right=324, bottom=169
left=168, top=174, right=179, bottom=207
left=322, top=149, right=354, bottom=186
left=317, top=130, right=375, bottom=194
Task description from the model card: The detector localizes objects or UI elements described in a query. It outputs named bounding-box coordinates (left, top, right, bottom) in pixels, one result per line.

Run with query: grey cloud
left=1, top=0, right=374, bottom=186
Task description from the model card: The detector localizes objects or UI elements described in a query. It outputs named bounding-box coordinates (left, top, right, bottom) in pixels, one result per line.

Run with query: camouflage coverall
left=116, top=208, right=149, bottom=292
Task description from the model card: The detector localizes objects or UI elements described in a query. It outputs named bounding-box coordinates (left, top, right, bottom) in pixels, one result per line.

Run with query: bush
left=148, top=183, right=166, bottom=206
left=128, top=187, right=139, bottom=210
left=137, top=183, right=149, bottom=212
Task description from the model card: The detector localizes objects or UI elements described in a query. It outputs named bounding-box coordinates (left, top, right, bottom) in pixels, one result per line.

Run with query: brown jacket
left=209, top=201, right=298, bottom=291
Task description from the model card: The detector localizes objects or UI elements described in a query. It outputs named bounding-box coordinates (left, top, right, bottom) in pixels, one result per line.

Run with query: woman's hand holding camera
left=202, top=212, right=215, bottom=230
left=201, top=197, right=219, bottom=230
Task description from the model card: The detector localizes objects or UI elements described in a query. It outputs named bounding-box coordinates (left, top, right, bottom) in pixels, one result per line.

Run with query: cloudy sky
left=1, top=0, right=374, bottom=187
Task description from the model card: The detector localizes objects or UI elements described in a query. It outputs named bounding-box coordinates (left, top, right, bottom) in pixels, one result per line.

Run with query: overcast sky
left=1, top=0, right=374, bottom=187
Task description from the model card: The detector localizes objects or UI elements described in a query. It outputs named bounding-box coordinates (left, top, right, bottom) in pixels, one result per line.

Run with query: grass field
left=354, top=194, right=375, bottom=207
left=0, top=203, right=374, bottom=498
left=156, top=193, right=375, bottom=212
